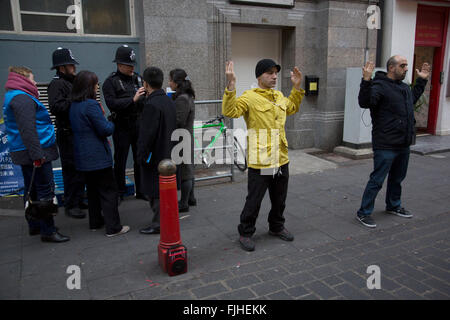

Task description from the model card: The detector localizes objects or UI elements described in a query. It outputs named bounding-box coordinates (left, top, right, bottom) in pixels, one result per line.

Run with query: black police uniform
left=47, top=48, right=86, bottom=218
left=102, top=47, right=145, bottom=200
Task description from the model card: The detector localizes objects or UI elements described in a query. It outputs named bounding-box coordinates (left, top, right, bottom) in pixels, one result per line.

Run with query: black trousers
left=57, top=130, right=86, bottom=209
left=112, top=125, right=142, bottom=197
left=238, top=163, right=289, bottom=237
left=179, top=178, right=195, bottom=207
left=84, top=167, right=122, bottom=234
left=148, top=198, right=160, bottom=229
left=21, top=162, right=56, bottom=236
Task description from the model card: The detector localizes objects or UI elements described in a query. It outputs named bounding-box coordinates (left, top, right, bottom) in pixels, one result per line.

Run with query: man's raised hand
left=226, top=61, right=236, bottom=91
left=290, top=66, right=302, bottom=90
left=416, top=62, right=431, bottom=80
left=362, top=61, right=375, bottom=81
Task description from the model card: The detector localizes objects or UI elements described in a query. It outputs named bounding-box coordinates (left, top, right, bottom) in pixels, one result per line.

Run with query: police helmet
left=113, top=45, right=136, bottom=66
left=51, top=47, right=79, bottom=70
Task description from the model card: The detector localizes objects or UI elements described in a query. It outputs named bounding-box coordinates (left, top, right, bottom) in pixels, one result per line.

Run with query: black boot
left=188, top=179, right=196, bottom=206
left=178, top=201, right=189, bottom=213
left=139, top=225, right=160, bottom=234
left=41, top=231, right=70, bottom=243
left=135, top=193, right=149, bottom=201
left=29, top=228, right=40, bottom=236
left=79, top=202, right=89, bottom=210
left=180, top=179, right=193, bottom=212
left=65, top=207, right=86, bottom=219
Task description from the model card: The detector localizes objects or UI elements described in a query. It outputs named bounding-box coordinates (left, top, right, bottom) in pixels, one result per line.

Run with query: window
left=83, top=0, right=131, bottom=35
left=20, top=0, right=76, bottom=33
left=1, top=0, right=133, bottom=36
left=0, top=0, right=14, bottom=31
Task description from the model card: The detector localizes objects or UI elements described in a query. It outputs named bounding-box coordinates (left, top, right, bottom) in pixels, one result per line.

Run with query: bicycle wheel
left=233, top=136, right=247, bottom=171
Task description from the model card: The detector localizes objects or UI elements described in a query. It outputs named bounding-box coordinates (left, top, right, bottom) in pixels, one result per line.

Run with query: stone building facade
left=0, top=0, right=377, bottom=152
left=141, top=0, right=378, bottom=151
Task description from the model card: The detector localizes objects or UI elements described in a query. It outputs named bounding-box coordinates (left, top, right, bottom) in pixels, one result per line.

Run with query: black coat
left=174, top=93, right=195, bottom=181
left=48, top=71, right=74, bottom=131
left=137, top=89, right=177, bottom=198
left=358, top=71, right=427, bottom=150
left=102, top=70, right=144, bottom=130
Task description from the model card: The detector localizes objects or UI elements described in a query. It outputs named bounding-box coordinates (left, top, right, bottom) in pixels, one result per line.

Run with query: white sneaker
left=106, top=225, right=130, bottom=237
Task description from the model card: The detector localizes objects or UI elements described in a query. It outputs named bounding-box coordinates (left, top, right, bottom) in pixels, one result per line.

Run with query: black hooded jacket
left=48, top=71, right=75, bottom=131
left=358, top=71, right=427, bottom=150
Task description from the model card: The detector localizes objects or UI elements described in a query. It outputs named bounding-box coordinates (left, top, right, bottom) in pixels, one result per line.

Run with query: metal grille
left=36, top=82, right=102, bottom=129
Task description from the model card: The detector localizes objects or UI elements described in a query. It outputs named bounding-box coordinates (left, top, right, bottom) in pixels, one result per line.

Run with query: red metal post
left=157, top=159, right=187, bottom=276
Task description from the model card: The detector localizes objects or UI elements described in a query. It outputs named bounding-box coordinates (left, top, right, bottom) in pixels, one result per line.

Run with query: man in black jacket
left=48, top=47, right=86, bottom=219
left=137, top=67, right=177, bottom=235
left=356, top=55, right=430, bottom=228
left=102, top=45, right=147, bottom=203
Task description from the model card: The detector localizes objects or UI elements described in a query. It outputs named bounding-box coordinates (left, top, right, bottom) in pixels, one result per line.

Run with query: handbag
left=24, top=166, right=58, bottom=220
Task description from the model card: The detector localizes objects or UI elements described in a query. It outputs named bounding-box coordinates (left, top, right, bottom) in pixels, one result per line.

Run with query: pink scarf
left=5, top=72, right=39, bottom=99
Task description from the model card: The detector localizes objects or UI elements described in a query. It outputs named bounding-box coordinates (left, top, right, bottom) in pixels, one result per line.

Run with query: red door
left=414, top=5, right=449, bottom=134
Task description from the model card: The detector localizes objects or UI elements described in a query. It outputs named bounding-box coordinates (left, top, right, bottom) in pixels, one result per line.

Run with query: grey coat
left=174, top=94, right=195, bottom=181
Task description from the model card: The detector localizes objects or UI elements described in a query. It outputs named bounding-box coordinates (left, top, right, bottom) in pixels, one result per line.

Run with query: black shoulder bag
left=24, top=166, right=59, bottom=220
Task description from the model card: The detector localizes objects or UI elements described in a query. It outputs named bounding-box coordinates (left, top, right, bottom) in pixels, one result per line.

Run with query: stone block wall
left=140, top=0, right=378, bottom=151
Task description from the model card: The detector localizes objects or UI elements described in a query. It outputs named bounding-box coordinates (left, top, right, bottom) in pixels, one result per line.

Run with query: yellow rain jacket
left=222, top=87, right=305, bottom=169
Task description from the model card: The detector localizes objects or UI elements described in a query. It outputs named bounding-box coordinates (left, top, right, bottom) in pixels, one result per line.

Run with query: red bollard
left=157, top=159, right=187, bottom=276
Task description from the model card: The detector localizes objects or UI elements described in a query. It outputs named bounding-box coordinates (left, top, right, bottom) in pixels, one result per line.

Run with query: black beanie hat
left=255, top=59, right=281, bottom=78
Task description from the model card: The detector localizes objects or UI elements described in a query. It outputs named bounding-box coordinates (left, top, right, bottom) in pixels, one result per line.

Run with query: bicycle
left=193, top=115, right=247, bottom=171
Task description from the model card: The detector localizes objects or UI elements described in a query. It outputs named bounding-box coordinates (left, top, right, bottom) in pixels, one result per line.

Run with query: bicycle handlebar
left=204, top=115, right=225, bottom=124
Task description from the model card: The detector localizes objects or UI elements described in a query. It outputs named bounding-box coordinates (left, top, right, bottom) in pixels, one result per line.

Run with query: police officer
left=48, top=47, right=86, bottom=219
left=102, top=45, right=147, bottom=203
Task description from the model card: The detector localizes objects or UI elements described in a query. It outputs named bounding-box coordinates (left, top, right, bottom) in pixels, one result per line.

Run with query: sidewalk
left=411, top=134, right=450, bottom=155
left=0, top=149, right=449, bottom=300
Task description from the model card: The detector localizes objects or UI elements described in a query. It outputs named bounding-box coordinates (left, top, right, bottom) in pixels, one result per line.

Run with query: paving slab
left=1, top=151, right=450, bottom=300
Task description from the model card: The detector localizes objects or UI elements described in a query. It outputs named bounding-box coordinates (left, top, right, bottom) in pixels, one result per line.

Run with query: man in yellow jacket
left=222, top=58, right=304, bottom=251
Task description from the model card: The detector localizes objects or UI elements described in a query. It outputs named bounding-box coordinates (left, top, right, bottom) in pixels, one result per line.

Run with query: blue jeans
left=21, top=162, right=57, bottom=236
left=358, top=148, right=410, bottom=216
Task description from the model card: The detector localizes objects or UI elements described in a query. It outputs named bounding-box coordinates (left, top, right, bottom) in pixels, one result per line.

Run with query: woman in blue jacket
left=3, top=66, right=69, bottom=243
left=69, top=71, right=129, bottom=237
